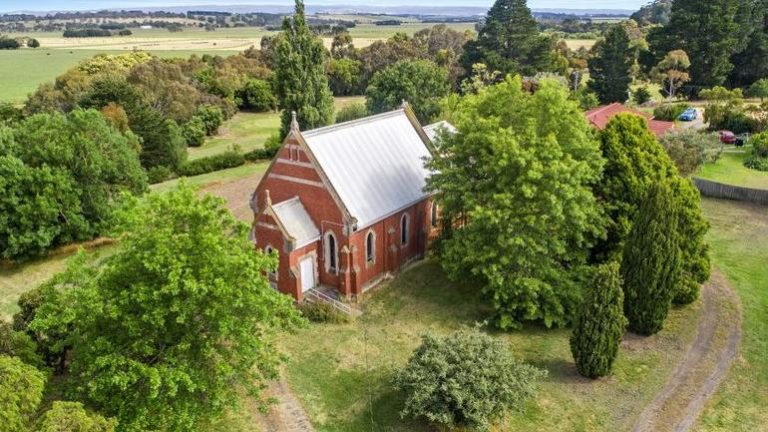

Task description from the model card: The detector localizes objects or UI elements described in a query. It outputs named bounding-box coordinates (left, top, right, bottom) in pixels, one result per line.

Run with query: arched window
left=400, top=213, right=409, bottom=246
left=431, top=203, right=439, bottom=228
left=325, top=231, right=338, bottom=273
left=366, top=231, right=375, bottom=264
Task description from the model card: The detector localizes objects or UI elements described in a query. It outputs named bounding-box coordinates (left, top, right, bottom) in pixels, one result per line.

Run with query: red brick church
left=249, top=105, right=452, bottom=302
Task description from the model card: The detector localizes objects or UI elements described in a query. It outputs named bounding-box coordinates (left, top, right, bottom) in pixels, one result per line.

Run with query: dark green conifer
left=588, top=25, right=633, bottom=104
left=570, top=262, right=627, bottom=379
left=621, top=182, right=682, bottom=336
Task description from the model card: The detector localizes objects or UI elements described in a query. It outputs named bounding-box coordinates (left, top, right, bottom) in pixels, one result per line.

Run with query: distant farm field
left=565, top=39, right=597, bottom=50
left=0, top=48, right=239, bottom=103
left=0, top=23, right=474, bottom=104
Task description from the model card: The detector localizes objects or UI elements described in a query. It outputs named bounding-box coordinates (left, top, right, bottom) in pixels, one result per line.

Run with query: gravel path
left=631, top=271, right=742, bottom=432
left=254, top=378, right=315, bottom=432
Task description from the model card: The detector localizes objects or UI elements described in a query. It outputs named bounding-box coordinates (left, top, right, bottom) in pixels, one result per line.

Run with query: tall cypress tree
left=621, top=182, right=682, bottom=336
left=648, top=0, right=740, bottom=91
left=460, top=0, right=556, bottom=77
left=274, top=0, right=334, bottom=138
left=588, top=25, right=633, bottom=104
left=570, top=262, right=627, bottom=379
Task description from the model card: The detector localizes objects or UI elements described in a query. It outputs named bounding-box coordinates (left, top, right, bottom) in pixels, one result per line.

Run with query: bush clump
left=182, top=117, right=207, bottom=147
left=395, top=328, right=545, bottom=431
left=652, top=104, right=689, bottom=121
left=297, top=302, right=350, bottom=324
left=177, top=150, right=244, bottom=177
left=744, top=131, right=768, bottom=171
left=147, top=165, right=174, bottom=184
left=335, top=103, right=369, bottom=123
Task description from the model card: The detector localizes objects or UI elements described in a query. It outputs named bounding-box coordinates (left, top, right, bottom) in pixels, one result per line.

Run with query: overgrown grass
left=697, top=150, right=768, bottom=190
left=698, top=198, right=768, bottom=431
left=279, top=261, right=700, bottom=431
left=150, top=161, right=268, bottom=194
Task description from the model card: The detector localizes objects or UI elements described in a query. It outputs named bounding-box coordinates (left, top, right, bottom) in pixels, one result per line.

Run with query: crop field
left=0, top=48, right=239, bottom=103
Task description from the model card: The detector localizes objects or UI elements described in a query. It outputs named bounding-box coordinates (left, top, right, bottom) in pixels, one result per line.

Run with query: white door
left=300, top=257, right=315, bottom=292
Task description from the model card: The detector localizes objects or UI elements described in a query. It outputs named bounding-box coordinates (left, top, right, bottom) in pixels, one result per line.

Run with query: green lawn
left=0, top=48, right=239, bottom=103
left=279, top=261, right=700, bottom=432
left=698, top=198, right=768, bottom=431
left=188, top=112, right=280, bottom=161
left=697, top=151, right=768, bottom=190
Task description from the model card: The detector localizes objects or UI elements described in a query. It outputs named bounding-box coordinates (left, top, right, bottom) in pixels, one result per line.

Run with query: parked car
left=719, top=130, right=737, bottom=144
left=678, top=108, right=698, bottom=121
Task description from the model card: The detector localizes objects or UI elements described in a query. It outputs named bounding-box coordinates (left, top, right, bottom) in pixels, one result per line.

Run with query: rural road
left=631, top=271, right=742, bottom=432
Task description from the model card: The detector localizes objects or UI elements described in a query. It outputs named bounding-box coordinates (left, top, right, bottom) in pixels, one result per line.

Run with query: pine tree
left=728, top=0, right=768, bottom=88
left=588, top=25, right=633, bottom=104
left=570, top=262, right=627, bottom=379
left=460, top=0, right=556, bottom=77
left=274, top=0, right=334, bottom=138
left=621, top=182, right=682, bottom=336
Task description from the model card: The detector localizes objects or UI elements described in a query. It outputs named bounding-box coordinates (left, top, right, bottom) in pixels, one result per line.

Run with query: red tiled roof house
left=586, top=103, right=676, bottom=138
left=250, top=106, right=449, bottom=302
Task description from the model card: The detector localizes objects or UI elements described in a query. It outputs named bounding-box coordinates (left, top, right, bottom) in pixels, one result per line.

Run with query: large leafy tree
left=647, top=0, right=740, bottom=91
left=588, top=25, right=634, bottom=104
left=395, top=328, right=545, bottom=430
left=31, top=184, right=304, bottom=431
left=621, top=182, right=681, bottom=336
left=425, top=76, right=605, bottom=329
left=366, top=60, right=450, bottom=124
left=0, top=109, right=146, bottom=260
left=0, top=355, right=46, bottom=432
left=274, top=0, right=334, bottom=137
left=652, top=50, right=691, bottom=100
left=460, top=0, right=556, bottom=77
left=570, top=262, right=627, bottom=379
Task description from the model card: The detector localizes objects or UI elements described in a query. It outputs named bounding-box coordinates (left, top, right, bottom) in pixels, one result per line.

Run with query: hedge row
left=178, top=150, right=245, bottom=176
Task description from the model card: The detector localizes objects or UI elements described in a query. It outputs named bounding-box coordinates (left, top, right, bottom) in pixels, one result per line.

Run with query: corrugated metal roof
left=422, top=121, right=457, bottom=145
left=272, top=197, right=320, bottom=247
left=302, top=109, right=432, bottom=228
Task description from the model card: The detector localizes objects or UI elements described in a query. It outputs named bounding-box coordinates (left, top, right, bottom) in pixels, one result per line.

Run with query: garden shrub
left=659, top=129, right=721, bottom=176
left=394, top=328, right=545, bottom=431
left=177, top=150, right=245, bottom=177
left=633, top=86, right=652, bottom=105
left=652, top=104, right=689, bottom=121
left=744, top=131, right=768, bottom=171
left=244, top=147, right=279, bottom=161
left=182, top=116, right=206, bottom=147
left=147, top=166, right=174, bottom=184
left=196, top=105, right=225, bottom=136
left=297, top=302, right=350, bottom=324
left=237, top=79, right=277, bottom=112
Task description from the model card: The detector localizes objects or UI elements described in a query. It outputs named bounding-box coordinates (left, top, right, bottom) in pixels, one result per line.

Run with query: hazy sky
left=1, top=0, right=647, bottom=13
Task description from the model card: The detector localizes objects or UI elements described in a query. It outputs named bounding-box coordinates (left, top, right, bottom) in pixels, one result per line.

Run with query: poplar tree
left=621, top=182, right=682, bottom=336
left=274, top=0, right=334, bottom=137
left=460, top=0, right=556, bottom=77
left=570, top=262, right=627, bottom=379
left=588, top=25, right=633, bottom=104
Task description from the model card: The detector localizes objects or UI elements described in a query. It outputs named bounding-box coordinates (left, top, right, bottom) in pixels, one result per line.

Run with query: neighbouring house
left=250, top=105, right=452, bottom=302
left=586, top=103, right=676, bottom=138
